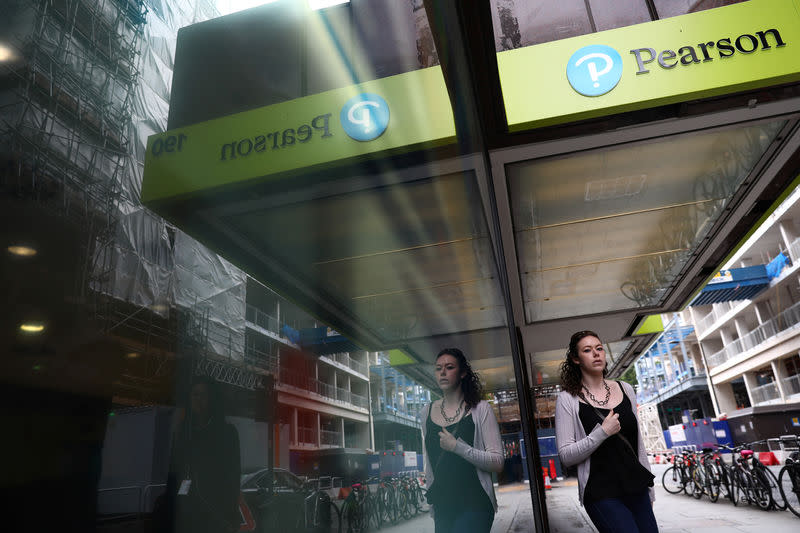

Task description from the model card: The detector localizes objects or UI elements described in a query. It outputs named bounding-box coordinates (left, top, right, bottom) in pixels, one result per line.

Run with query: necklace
left=582, top=380, right=611, bottom=406
left=440, top=399, right=463, bottom=423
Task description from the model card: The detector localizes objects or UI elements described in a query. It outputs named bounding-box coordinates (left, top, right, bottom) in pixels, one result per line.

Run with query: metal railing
left=696, top=300, right=737, bottom=335
left=328, top=352, right=368, bottom=375
left=707, top=298, right=800, bottom=368
left=279, top=369, right=368, bottom=410
left=320, top=429, right=342, bottom=446
left=789, top=236, right=800, bottom=265
left=750, top=381, right=780, bottom=405
left=783, top=373, right=800, bottom=396
left=244, top=344, right=278, bottom=372
left=298, top=427, right=315, bottom=445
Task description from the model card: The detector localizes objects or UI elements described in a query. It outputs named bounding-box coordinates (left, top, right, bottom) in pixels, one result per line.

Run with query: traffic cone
left=542, top=467, right=552, bottom=490
left=549, top=459, right=557, bottom=480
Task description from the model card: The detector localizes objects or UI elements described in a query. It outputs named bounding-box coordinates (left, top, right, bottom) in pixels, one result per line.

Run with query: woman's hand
left=439, top=428, right=458, bottom=452
left=601, top=408, right=621, bottom=436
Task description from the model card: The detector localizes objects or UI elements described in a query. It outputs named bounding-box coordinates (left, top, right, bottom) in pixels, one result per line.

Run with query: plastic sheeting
left=104, top=0, right=247, bottom=360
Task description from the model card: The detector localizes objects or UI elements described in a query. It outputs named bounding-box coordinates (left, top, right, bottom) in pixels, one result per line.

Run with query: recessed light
left=126, top=352, right=141, bottom=359
left=8, top=245, right=37, bottom=257
left=20, top=323, right=45, bottom=333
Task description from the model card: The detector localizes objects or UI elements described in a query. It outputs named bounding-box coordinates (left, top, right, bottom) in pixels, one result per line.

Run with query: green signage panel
left=499, top=0, right=800, bottom=131
left=142, top=67, right=456, bottom=202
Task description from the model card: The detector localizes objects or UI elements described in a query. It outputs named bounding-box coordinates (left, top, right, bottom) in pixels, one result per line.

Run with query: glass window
left=588, top=0, right=652, bottom=32
left=654, top=0, right=749, bottom=19
left=507, top=120, right=786, bottom=322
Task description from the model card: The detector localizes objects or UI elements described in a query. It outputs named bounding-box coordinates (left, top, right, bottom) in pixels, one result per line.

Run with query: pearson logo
left=340, top=93, right=390, bottom=141
left=566, top=44, right=623, bottom=97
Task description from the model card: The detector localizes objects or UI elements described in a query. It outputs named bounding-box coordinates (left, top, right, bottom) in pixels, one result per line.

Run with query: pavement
left=364, top=464, right=800, bottom=532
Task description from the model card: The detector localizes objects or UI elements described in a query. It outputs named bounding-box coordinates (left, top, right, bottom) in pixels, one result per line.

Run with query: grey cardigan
left=420, top=400, right=503, bottom=514
left=554, top=381, right=655, bottom=505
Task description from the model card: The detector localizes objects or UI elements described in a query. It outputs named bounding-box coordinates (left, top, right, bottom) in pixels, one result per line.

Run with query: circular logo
left=566, top=45, right=623, bottom=97
left=340, top=93, right=390, bottom=141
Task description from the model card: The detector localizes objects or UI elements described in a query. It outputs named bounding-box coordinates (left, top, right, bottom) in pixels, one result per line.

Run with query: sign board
left=498, top=0, right=800, bottom=130
left=142, top=67, right=456, bottom=203
left=403, top=451, right=417, bottom=468
left=669, top=424, right=687, bottom=443
left=709, top=270, right=734, bottom=284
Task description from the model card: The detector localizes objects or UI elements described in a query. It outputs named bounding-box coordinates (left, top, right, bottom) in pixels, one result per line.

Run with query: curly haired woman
left=420, top=348, right=503, bottom=533
left=555, top=331, right=658, bottom=533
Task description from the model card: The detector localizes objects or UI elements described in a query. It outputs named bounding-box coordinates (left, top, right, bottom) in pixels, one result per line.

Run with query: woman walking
left=555, top=331, right=658, bottom=533
left=421, top=348, right=503, bottom=533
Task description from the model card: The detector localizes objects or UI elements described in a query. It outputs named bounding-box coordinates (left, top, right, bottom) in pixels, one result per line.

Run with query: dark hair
left=190, top=374, right=225, bottom=424
left=559, top=330, right=607, bottom=395
left=436, top=348, right=483, bottom=409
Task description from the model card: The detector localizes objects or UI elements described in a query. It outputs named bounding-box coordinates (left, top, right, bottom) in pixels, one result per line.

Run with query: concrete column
left=292, top=407, right=299, bottom=445
left=340, top=418, right=346, bottom=448
left=772, top=359, right=790, bottom=402
left=743, top=372, right=758, bottom=406
left=779, top=220, right=798, bottom=261
left=276, top=300, right=280, bottom=325
left=381, top=366, right=386, bottom=411
left=315, top=412, right=321, bottom=448
left=367, top=382, right=375, bottom=450
left=733, top=318, right=747, bottom=343
left=714, top=382, right=737, bottom=414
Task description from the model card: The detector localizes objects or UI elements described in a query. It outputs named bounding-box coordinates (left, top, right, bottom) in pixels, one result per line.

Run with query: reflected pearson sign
left=141, top=67, right=456, bottom=203
left=498, top=0, right=800, bottom=130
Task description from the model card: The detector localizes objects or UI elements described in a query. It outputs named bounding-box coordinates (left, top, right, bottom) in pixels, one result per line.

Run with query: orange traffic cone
left=549, top=459, right=557, bottom=480
left=542, top=467, right=552, bottom=490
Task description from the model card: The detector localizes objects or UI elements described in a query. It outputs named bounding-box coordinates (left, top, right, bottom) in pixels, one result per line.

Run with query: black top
left=578, top=382, right=654, bottom=503
left=425, top=407, right=493, bottom=512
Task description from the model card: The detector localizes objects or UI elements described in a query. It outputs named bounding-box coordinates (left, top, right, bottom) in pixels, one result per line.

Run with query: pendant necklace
left=440, top=399, right=463, bottom=423
left=582, top=380, right=611, bottom=406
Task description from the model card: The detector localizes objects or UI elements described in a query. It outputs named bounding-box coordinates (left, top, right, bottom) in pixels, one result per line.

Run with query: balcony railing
left=244, top=345, right=278, bottom=372
left=789, top=236, right=800, bottom=266
left=750, top=381, right=780, bottom=405
left=783, top=373, right=800, bottom=396
left=696, top=300, right=737, bottom=335
left=246, top=304, right=302, bottom=345
left=279, top=369, right=368, bottom=410
left=298, top=427, right=315, bottom=445
left=327, top=352, right=368, bottom=376
left=707, top=298, right=800, bottom=368
left=320, top=429, right=342, bottom=446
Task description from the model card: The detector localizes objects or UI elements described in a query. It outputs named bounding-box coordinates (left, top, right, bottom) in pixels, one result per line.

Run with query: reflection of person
left=164, top=376, right=241, bottom=533
left=421, top=348, right=503, bottom=533
left=555, top=331, right=657, bottom=533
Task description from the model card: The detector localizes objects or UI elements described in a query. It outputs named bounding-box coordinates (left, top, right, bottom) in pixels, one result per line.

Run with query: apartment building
left=637, top=185, right=800, bottom=441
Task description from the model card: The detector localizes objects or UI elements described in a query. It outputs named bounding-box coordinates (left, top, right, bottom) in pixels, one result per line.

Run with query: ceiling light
left=20, top=323, right=45, bottom=333
left=126, top=352, right=141, bottom=359
left=7, top=245, right=37, bottom=257
left=308, top=0, right=349, bottom=10
left=0, top=44, right=14, bottom=62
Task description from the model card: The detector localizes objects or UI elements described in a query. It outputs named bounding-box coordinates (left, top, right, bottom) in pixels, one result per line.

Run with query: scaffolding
left=1, top=0, right=146, bottom=304
left=638, top=402, right=668, bottom=454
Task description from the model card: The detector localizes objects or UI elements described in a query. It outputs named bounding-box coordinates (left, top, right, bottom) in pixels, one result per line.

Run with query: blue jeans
left=433, top=507, right=494, bottom=533
left=584, top=491, right=658, bottom=533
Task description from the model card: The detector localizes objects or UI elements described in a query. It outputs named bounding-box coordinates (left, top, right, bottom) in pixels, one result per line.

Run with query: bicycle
left=340, top=482, right=366, bottom=533
left=662, top=451, right=694, bottom=496
left=778, top=435, right=800, bottom=518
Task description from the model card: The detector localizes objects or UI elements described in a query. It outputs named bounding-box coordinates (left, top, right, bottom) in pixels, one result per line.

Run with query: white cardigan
left=420, top=400, right=503, bottom=514
left=554, top=380, right=655, bottom=505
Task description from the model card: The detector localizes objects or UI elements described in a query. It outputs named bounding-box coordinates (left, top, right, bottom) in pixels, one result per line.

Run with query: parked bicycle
left=778, top=435, right=800, bottom=518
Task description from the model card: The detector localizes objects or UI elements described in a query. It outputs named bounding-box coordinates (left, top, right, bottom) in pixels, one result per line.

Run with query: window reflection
left=654, top=0, right=749, bottom=19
